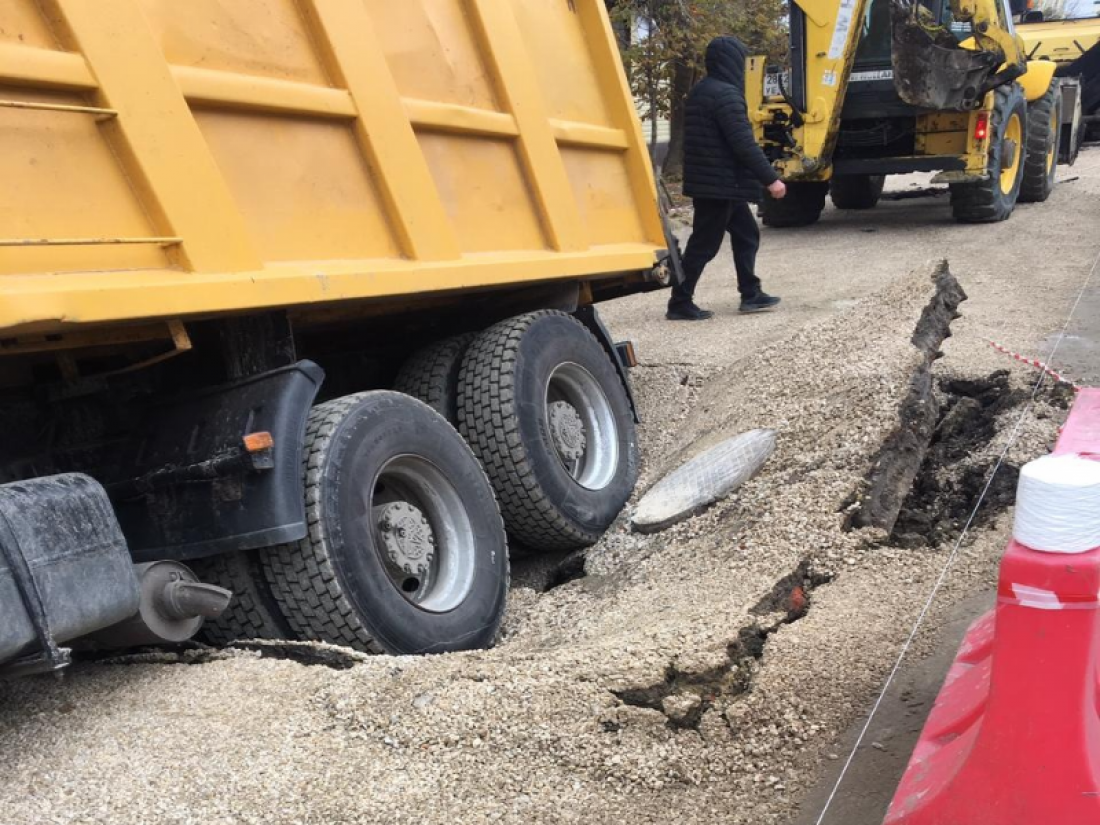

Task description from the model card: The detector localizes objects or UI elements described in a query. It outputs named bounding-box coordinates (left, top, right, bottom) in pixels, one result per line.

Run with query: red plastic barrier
left=884, top=389, right=1100, bottom=825
left=1054, top=389, right=1100, bottom=458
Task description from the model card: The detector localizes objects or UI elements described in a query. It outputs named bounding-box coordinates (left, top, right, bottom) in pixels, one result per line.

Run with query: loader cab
left=843, top=0, right=969, bottom=115
left=835, top=0, right=970, bottom=161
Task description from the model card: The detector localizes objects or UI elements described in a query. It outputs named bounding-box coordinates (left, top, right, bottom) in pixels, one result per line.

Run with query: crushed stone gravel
left=1, top=150, right=1097, bottom=825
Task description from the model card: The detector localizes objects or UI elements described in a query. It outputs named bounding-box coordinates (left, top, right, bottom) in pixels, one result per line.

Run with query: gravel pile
left=2, top=152, right=1096, bottom=824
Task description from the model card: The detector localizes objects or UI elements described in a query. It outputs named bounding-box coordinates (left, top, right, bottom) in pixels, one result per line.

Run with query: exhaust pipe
left=84, top=561, right=232, bottom=649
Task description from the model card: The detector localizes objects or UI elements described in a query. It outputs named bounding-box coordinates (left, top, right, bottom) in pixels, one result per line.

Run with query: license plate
left=850, top=69, right=894, bottom=82
left=763, top=71, right=789, bottom=97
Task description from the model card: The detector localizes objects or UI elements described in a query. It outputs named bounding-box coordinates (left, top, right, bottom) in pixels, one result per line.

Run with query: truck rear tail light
left=243, top=431, right=274, bottom=453
left=614, top=341, right=637, bottom=368
left=974, top=112, right=990, bottom=142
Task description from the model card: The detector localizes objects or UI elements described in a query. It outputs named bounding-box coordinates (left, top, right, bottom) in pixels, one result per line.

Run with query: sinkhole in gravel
left=845, top=369, right=1073, bottom=548
left=609, top=559, right=834, bottom=731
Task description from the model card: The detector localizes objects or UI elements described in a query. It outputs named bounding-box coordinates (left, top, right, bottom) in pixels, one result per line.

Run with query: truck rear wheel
left=262, top=392, right=509, bottom=655
left=189, top=550, right=293, bottom=646
left=950, top=83, right=1027, bottom=223
left=829, top=174, right=885, bottom=210
left=759, top=182, right=828, bottom=228
left=392, top=333, right=475, bottom=424
left=457, top=311, right=638, bottom=551
left=1019, top=83, right=1062, bottom=203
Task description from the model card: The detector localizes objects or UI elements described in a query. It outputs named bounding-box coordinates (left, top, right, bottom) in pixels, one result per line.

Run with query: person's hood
left=705, top=36, right=749, bottom=87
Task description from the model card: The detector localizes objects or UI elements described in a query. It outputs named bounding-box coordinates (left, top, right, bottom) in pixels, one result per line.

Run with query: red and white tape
left=998, top=581, right=1100, bottom=611
left=987, top=340, right=1082, bottom=391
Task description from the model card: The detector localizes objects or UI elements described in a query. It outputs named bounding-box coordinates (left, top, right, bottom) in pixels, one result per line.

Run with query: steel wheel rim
left=369, top=455, right=476, bottom=613
left=1000, top=112, right=1023, bottom=194
left=545, top=362, right=619, bottom=491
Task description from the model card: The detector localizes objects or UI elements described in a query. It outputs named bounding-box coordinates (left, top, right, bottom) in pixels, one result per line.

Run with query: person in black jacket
left=668, top=36, right=787, bottom=321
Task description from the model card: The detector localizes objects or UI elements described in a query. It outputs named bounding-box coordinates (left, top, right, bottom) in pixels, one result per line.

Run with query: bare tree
left=606, top=0, right=787, bottom=178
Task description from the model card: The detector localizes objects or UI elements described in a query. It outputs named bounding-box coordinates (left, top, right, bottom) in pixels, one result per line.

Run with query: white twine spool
left=1013, top=454, right=1100, bottom=554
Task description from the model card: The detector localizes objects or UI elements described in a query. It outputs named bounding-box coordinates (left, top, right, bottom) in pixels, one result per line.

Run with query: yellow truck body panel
left=1017, top=16, right=1100, bottom=64
left=0, top=0, right=664, bottom=336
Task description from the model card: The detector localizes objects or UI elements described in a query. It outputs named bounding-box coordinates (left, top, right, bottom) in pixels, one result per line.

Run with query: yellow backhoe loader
left=749, top=0, right=1075, bottom=226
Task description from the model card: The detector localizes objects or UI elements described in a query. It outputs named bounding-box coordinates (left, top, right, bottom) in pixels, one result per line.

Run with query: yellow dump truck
left=0, top=0, right=672, bottom=670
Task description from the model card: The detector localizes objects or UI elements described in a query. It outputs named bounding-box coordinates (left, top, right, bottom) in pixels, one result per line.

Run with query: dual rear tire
left=200, top=311, right=637, bottom=656
left=399, top=312, right=639, bottom=550
left=758, top=174, right=886, bottom=228
left=456, top=311, right=638, bottom=551
left=201, top=392, right=509, bottom=655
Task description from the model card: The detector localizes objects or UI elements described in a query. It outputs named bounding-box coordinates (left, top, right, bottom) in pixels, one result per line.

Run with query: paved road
left=1048, top=277, right=1100, bottom=387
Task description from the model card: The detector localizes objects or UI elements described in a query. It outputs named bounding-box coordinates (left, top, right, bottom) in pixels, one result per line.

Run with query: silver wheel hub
left=548, top=400, right=587, bottom=462
left=544, top=362, right=619, bottom=491
left=376, top=501, right=435, bottom=576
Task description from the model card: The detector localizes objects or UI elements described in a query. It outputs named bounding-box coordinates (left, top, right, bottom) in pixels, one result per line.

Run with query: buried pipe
left=631, top=429, right=777, bottom=534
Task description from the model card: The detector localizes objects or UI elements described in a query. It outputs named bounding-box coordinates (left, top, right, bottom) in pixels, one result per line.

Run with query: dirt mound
left=0, top=263, right=1068, bottom=825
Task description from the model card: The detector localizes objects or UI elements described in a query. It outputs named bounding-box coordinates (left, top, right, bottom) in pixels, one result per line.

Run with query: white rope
left=813, top=245, right=1100, bottom=825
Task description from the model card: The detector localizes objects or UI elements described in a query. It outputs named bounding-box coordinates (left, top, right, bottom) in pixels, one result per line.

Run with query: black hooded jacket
left=682, top=37, right=779, bottom=202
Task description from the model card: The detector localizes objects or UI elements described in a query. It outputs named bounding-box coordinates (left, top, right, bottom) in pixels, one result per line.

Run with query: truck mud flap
left=111, top=361, right=324, bottom=562
left=573, top=305, right=640, bottom=424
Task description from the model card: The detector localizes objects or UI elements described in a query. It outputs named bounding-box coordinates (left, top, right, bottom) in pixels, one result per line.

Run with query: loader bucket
left=891, top=2, right=1000, bottom=111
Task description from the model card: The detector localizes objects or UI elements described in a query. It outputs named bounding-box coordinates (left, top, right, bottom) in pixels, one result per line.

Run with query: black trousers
left=670, top=198, right=762, bottom=309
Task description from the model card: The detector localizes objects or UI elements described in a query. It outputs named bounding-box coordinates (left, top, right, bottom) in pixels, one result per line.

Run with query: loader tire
left=1019, top=83, right=1061, bottom=203
left=950, top=83, right=1027, bottom=223
left=457, top=311, right=638, bottom=552
left=261, top=392, right=509, bottom=655
left=392, top=333, right=475, bottom=424
left=189, top=551, right=293, bottom=646
left=759, top=182, right=828, bottom=228
left=829, top=174, right=885, bottom=210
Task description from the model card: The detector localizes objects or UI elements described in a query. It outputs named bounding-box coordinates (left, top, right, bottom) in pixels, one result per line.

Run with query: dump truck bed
left=0, top=0, right=664, bottom=336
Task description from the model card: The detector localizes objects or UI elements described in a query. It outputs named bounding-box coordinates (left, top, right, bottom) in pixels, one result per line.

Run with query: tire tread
left=189, top=551, right=293, bottom=646
left=457, top=311, right=635, bottom=551
left=261, top=394, right=387, bottom=654
left=392, top=333, right=475, bottom=422
left=760, top=182, right=828, bottom=228
left=950, top=84, right=1027, bottom=223
left=1019, top=83, right=1060, bottom=204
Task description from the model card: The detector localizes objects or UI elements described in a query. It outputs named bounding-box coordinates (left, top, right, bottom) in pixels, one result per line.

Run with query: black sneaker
left=666, top=303, right=715, bottom=321
left=739, top=292, right=781, bottom=313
